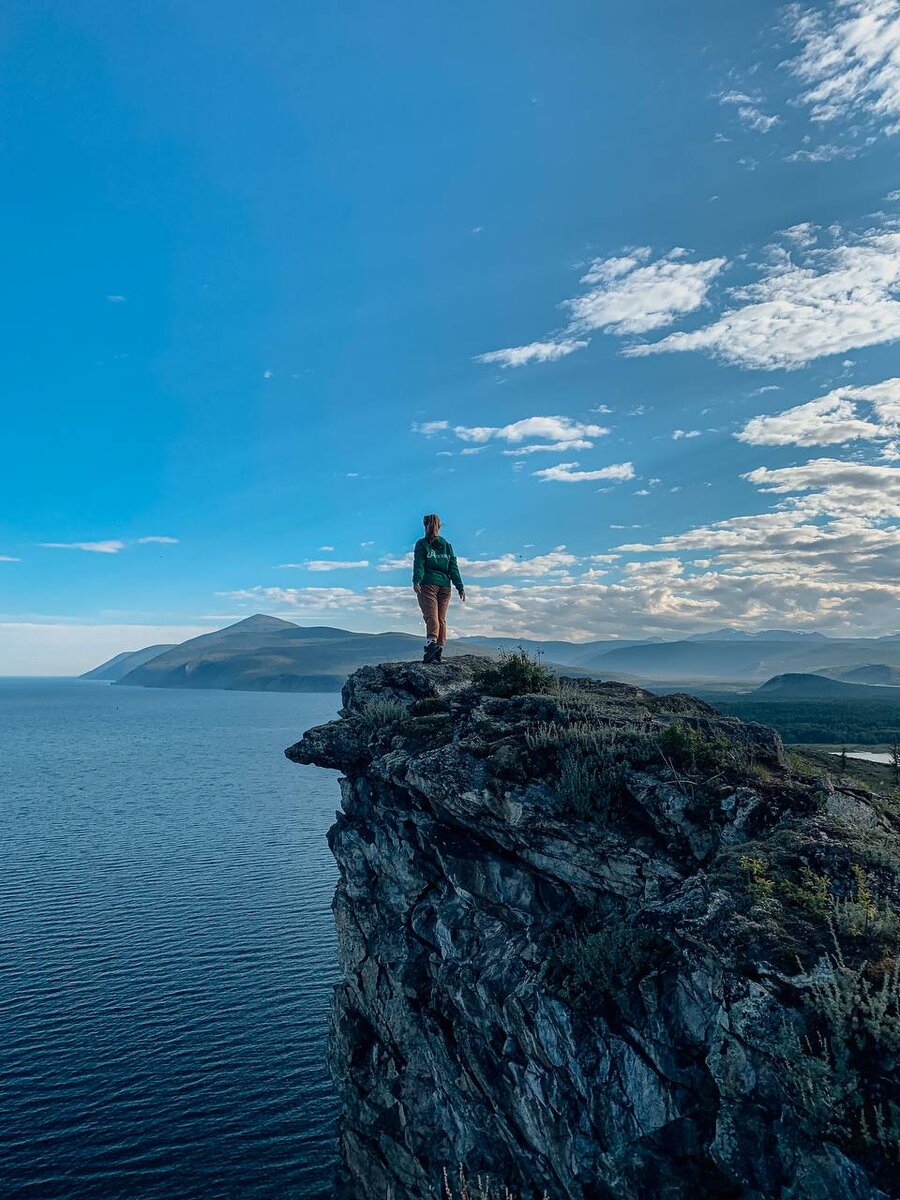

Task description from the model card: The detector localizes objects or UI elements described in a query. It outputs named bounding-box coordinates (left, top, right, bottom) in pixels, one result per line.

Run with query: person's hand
left=413, top=583, right=421, bottom=595
left=458, top=588, right=466, bottom=602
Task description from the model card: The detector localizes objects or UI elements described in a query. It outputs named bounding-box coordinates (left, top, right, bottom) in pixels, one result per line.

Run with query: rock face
left=286, top=657, right=900, bottom=1200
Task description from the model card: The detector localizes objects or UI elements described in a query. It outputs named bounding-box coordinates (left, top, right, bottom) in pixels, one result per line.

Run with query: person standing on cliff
left=412, top=514, right=465, bottom=663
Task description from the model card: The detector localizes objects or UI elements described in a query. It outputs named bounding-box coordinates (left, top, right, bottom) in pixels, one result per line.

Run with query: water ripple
left=0, top=681, right=341, bottom=1199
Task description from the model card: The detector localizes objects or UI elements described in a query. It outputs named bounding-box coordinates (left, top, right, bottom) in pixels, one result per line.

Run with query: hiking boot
left=433, top=645, right=443, bottom=663
left=423, top=641, right=439, bottom=663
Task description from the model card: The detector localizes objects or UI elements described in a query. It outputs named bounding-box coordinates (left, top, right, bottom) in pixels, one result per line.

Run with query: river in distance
left=0, top=679, right=342, bottom=1199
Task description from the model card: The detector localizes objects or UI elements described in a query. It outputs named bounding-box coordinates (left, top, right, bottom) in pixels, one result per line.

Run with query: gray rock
left=287, top=657, right=899, bottom=1200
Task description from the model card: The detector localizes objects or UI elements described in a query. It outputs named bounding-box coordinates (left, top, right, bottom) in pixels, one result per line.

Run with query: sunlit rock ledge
left=287, top=655, right=899, bottom=1200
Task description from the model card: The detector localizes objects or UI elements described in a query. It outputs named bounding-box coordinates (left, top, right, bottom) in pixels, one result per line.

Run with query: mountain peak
left=687, top=627, right=828, bottom=643
left=223, top=613, right=299, bottom=632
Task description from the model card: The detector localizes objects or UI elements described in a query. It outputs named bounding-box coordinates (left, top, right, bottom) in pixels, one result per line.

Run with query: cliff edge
left=286, top=655, right=900, bottom=1200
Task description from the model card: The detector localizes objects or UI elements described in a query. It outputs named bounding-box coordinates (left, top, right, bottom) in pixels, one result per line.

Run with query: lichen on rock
left=286, top=655, right=900, bottom=1200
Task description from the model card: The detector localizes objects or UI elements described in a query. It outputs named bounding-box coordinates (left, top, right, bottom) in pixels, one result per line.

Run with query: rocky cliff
left=286, top=656, right=900, bottom=1200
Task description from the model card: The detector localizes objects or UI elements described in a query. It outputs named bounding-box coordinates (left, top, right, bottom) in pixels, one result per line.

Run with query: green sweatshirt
left=412, top=536, right=464, bottom=590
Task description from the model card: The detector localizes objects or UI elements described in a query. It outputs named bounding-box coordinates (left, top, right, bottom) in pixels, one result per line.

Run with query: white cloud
left=672, top=429, right=702, bottom=439
left=532, top=461, right=635, bottom=483
left=106, top=294, right=126, bottom=303
left=413, top=415, right=610, bottom=461
left=501, top=440, right=594, bottom=455
left=0, top=556, right=20, bottom=563
left=452, top=415, right=609, bottom=446
left=474, top=338, right=588, bottom=368
left=376, top=547, right=578, bottom=578
left=475, top=249, right=725, bottom=368
left=738, top=394, right=879, bottom=446
left=411, top=420, right=449, bottom=435
left=217, top=567, right=900, bottom=641
left=785, top=141, right=861, bottom=161
left=738, top=378, right=900, bottom=446
left=744, top=458, right=900, bottom=517
left=39, top=537, right=178, bottom=554
left=628, top=229, right=900, bottom=369
left=278, top=559, right=370, bottom=571
left=781, top=222, right=819, bottom=247
left=566, top=250, right=727, bottom=336
left=40, top=541, right=126, bottom=554
left=319, top=545, right=335, bottom=551
left=786, top=0, right=900, bottom=134
left=718, top=89, right=781, bottom=133
left=376, top=554, right=414, bottom=571
left=459, top=549, right=578, bottom=577
left=215, top=442, right=900, bottom=640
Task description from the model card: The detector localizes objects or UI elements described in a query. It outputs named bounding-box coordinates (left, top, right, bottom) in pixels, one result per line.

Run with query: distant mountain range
left=684, top=628, right=829, bottom=643
left=81, top=643, right=178, bottom=681
left=78, top=615, right=900, bottom=694
left=85, top=615, right=504, bottom=693
left=750, top=673, right=900, bottom=702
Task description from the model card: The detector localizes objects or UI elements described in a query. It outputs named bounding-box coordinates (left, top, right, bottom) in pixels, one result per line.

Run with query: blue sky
left=6, top=0, right=900, bottom=672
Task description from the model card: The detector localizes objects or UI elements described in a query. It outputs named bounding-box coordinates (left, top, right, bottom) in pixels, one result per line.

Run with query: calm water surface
left=829, top=750, right=893, bottom=764
left=0, top=680, right=341, bottom=1199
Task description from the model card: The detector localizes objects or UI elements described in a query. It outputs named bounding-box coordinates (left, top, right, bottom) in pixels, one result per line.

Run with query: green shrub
left=833, top=866, right=900, bottom=946
left=526, top=720, right=659, bottom=819
left=780, top=866, right=832, bottom=921
left=552, top=910, right=671, bottom=1011
left=358, top=697, right=406, bottom=730
left=775, top=950, right=900, bottom=1162
left=526, top=719, right=657, bottom=765
left=471, top=648, right=556, bottom=698
left=556, top=748, right=627, bottom=819
left=740, top=854, right=777, bottom=903
left=659, top=719, right=732, bottom=774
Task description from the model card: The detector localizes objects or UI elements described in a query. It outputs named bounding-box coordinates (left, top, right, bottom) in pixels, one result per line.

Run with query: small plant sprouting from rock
left=557, top=749, right=627, bottom=819
left=775, top=948, right=900, bottom=1163
left=358, top=697, right=407, bottom=730
left=779, top=865, right=832, bottom=922
left=834, top=866, right=900, bottom=946
left=526, top=720, right=657, bottom=819
left=471, top=647, right=556, bottom=698
left=440, top=1165, right=547, bottom=1200
left=658, top=719, right=733, bottom=775
left=739, top=854, right=900, bottom=951
left=740, top=854, right=777, bottom=904
left=551, top=909, right=671, bottom=1012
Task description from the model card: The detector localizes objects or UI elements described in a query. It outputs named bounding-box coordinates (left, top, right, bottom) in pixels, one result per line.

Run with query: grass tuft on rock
left=471, top=648, right=557, bottom=698
left=441, top=1165, right=547, bottom=1200
left=358, top=697, right=407, bottom=730
left=774, top=948, right=900, bottom=1164
left=549, top=906, right=672, bottom=1014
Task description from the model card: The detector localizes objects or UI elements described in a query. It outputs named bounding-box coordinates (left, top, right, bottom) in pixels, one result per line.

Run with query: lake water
left=0, top=680, right=342, bottom=1199
left=829, top=750, right=893, bottom=764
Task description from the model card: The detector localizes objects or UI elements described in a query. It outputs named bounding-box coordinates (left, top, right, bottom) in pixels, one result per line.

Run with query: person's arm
left=412, top=540, right=425, bottom=590
left=448, top=543, right=465, bottom=597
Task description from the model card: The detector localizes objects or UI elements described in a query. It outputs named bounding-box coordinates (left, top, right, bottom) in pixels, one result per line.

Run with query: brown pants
left=417, top=584, right=451, bottom=645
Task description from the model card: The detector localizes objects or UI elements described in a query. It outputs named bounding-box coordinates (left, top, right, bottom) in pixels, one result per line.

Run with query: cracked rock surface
left=287, top=657, right=900, bottom=1200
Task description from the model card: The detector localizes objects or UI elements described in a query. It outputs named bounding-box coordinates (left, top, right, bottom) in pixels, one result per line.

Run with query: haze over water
left=0, top=680, right=340, bottom=1199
